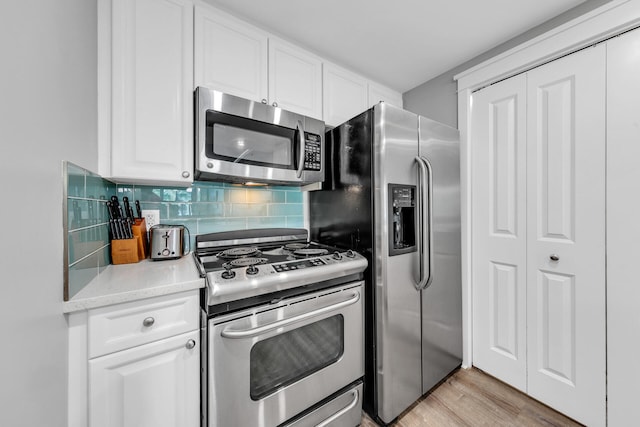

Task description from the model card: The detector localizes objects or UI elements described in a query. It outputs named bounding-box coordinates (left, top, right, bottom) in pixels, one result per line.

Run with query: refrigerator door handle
left=415, top=156, right=434, bottom=290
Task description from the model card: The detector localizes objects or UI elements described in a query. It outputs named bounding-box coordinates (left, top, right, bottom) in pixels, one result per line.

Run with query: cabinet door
left=323, top=63, right=368, bottom=127
left=194, top=4, right=268, bottom=102
left=526, top=45, right=605, bottom=427
left=471, top=74, right=528, bottom=392
left=89, top=330, right=200, bottom=427
left=111, top=0, right=193, bottom=185
left=606, top=27, right=640, bottom=427
left=268, top=38, right=322, bottom=119
left=368, top=82, right=403, bottom=109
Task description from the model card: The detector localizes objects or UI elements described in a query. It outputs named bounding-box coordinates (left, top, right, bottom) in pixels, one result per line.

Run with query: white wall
left=402, top=0, right=613, bottom=128
left=0, top=1, right=97, bottom=425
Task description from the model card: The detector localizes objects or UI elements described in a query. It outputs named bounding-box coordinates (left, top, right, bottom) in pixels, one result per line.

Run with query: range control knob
left=246, top=265, right=259, bottom=275
left=221, top=264, right=235, bottom=280
left=346, top=250, right=356, bottom=258
left=332, top=251, right=343, bottom=260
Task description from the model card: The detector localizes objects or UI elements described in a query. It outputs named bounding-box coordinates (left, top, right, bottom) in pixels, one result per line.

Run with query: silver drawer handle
left=185, top=339, right=196, bottom=349
left=221, top=292, right=360, bottom=339
left=550, top=254, right=560, bottom=262
left=142, top=317, right=155, bottom=327
left=315, top=388, right=359, bottom=427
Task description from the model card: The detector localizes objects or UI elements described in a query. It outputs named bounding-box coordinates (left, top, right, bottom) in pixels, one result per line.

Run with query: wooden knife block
left=110, top=218, right=148, bottom=265
left=131, top=218, right=148, bottom=260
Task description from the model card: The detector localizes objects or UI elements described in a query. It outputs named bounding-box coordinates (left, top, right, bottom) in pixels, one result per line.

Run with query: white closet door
left=525, top=44, right=606, bottom=427
left=471, top=74, right=527, bottom=392
left=607, top=27, right=640, bottom=427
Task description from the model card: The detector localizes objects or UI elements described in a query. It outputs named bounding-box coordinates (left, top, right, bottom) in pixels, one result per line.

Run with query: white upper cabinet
left=268, top=38, right=323, bottom=119
left=323, top=63, right=369, bottom=127
left=194, top=3, right=268, bottom=102
left=368, top=82, right=403, bottom=109
left=194, top=3, right=322, bottom=119
left=99, top=0, right=402, bottom=185
left=99, top=0, right=194, bottom=186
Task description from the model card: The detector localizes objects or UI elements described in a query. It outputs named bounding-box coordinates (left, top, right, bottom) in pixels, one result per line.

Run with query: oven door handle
left=220, top=291, right=360, bottom=339
left=314, top=388, right=359, bottom=427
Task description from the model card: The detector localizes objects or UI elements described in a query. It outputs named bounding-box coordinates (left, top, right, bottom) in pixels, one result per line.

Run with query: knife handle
left=109, top=219, right=120, bottom=240
left=123, top=196, right=131, bottom=218
left=135, top=200, right=142, bottom=219
left=106, top=201, right=114, bottom=220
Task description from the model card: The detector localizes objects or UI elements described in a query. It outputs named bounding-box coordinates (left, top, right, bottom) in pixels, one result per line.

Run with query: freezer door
left=418, top=116, right=463, bottom=393
left=373, top=103, right=423, bottom=423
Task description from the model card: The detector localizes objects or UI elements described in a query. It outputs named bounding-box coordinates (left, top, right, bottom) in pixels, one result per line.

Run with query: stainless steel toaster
left=149, top=224, right=189, bottom=260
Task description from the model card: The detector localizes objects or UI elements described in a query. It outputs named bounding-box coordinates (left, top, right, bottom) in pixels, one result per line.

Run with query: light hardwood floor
left=360, top=367, right=583, bottom=426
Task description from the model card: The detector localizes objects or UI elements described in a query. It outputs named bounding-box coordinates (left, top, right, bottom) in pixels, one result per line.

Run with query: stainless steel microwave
left=195, top=87, right=325, bottom=186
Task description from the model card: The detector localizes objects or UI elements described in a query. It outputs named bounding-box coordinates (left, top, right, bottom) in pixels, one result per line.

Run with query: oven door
left=208, top=282, right=364, bottom=427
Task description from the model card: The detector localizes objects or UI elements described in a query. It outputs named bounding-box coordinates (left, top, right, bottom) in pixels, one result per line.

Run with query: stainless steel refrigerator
left=309, top=102, right=462, bottom=425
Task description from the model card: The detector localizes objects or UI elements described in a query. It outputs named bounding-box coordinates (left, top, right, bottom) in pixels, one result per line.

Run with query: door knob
left=549, top=254, right=560, bottom=262
left=186, top=339, right=196, bottom=349
left=142, top=317, right=155, bottom=327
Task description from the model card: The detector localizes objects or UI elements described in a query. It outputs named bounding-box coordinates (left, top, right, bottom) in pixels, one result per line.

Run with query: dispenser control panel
left=388, top=184, right=417, bottom=256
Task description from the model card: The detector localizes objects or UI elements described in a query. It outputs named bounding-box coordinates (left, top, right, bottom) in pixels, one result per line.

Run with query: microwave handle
left=296, top=120, right=305, bottom=179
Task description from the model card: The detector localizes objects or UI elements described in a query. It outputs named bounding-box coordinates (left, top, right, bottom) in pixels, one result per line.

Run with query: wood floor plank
left=361, top=367, right=583, bottom=426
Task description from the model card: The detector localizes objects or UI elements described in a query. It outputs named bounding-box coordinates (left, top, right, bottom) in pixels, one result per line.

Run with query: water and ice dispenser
left=388, top=184, right=416, bottom=256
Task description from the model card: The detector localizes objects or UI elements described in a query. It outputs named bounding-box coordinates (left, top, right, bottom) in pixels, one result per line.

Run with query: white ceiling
left=202, top=0, right=588, bottom=93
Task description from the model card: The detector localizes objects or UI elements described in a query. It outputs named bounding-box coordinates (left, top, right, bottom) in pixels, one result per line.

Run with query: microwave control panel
left=303, top=133, right=322, bottom=171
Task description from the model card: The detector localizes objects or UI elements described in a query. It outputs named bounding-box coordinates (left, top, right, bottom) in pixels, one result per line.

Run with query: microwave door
left=195, top=88, right=326, bottom=185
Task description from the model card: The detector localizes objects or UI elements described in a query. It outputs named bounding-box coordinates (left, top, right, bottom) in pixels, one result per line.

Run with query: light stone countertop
left=63, top=254, right=204, bottom=313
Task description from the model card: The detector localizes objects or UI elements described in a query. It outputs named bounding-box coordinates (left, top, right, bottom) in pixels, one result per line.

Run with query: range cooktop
left=193, top=228, right=368, bottom=313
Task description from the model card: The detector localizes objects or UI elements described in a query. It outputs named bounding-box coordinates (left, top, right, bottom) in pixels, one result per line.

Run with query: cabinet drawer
left=88, top=290, right=199, bottom=358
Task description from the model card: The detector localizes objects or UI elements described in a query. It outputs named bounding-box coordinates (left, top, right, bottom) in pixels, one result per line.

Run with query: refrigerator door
left=373, top=103, right=423, bottom=423
left=418, top=116, right=463, bottom=393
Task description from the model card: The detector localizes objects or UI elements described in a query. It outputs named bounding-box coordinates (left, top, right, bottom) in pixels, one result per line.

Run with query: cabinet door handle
left=181, top=171, right=190, bottom=178
left=185, top=339, right=196, bottom=349
left=142, top=317, right=155, bottom=327
left=550, top=254, right=560, bottom=261
left=261, top=98, right=267, bottom=104
left=272, top=102, right=278, bottom=107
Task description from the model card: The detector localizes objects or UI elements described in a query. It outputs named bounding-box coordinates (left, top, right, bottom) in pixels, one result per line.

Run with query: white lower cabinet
left=68, top=290, right=201, bottom=427
left=89, top=330, right=200, bottom=427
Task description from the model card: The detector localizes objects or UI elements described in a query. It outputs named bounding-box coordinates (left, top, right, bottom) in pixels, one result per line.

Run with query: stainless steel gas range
left=193, top=228, right=368, bottom=427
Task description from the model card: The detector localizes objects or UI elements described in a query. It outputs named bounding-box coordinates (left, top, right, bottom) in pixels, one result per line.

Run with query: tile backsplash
left=65, top=162, right=114, bottom=300
left=64, top=161, right=304, bottom=300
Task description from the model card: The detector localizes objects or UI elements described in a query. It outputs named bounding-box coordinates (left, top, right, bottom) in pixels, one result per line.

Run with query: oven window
left=249, top=315, right=344, bottom=400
